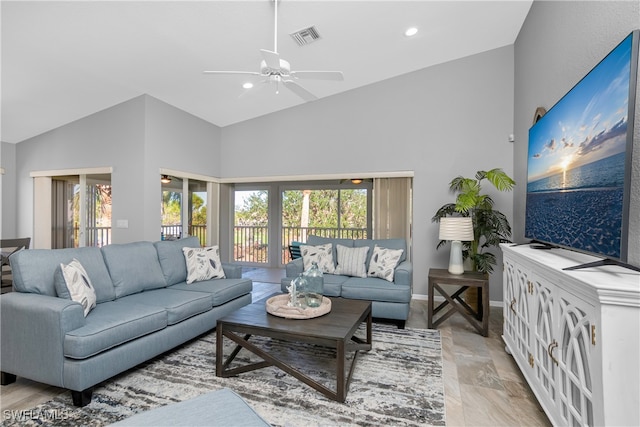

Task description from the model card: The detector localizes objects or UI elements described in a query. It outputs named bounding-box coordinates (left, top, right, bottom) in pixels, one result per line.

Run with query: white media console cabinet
left=501, top=244, right=640, bottom=427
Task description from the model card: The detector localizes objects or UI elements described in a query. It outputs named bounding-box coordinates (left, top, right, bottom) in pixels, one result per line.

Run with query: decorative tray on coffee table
left=266, top=294, right=331, bottom=319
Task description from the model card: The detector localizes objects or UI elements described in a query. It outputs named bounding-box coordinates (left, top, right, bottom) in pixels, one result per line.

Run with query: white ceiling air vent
left=290, top=26, right=321, bottom=46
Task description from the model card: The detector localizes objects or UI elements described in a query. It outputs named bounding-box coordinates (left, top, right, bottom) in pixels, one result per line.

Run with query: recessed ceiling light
left=242, top=82, right=254, bottom=89
left=404, top=27, right=418, bottom=37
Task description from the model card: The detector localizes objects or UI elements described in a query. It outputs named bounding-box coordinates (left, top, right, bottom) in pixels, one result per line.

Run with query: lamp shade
left=439, top=217, right=474, bottom=241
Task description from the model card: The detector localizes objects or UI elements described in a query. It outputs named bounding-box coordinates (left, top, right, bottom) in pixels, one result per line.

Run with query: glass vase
left=289, top=274, right=307, bottom=308
left=303, top=261, right=324, bottom=307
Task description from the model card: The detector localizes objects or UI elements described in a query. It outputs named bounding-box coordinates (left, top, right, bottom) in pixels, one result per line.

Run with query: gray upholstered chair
left=1, top=238, right=31, bottom=288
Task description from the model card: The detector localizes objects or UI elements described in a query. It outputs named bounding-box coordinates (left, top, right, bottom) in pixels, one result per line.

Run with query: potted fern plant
left=432, top=168, right=515, bottom=275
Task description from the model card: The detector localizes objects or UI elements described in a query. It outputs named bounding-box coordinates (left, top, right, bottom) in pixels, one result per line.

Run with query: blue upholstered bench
left=109, top=388, right=270, bottom=426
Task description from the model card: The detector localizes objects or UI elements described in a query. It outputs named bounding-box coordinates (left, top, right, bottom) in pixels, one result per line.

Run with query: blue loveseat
left=281, top=236, right=412, bottom=327
left=0, top=237, right=252, bottom=406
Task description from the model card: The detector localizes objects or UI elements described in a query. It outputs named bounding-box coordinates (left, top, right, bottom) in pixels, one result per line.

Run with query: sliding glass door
left=161, top=174, right=209, bottom=246
left=51, top=173, right=112, bottom=248
left=233, top=190, right=269, bottom=264
left=281, top=188, right=369, bottom=263
left=230, top=182, right=372, bottom=267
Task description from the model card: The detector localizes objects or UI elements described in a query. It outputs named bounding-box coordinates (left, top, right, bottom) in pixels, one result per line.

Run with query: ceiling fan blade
left=282, top=80, right=318, bottom=102
left=290, top=71, right=344, bottom=81
left=260, top=49, right=281, bottom=70
left=203, top=71, right=261, bottom=76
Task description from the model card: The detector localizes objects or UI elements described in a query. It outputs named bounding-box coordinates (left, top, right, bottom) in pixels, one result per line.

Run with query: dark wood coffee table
left=216, top=296, right=372, bottom=402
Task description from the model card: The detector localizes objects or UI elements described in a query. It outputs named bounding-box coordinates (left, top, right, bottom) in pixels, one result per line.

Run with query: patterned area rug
left=3, top=324, right=445, bottom=426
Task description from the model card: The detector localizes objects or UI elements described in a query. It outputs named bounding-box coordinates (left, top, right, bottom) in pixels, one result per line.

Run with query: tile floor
left=0, top=268, right=551, bottom=426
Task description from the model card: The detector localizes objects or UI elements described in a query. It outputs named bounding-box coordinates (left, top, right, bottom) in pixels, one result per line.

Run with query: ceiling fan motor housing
left=260, top=58, right=290, bottom=76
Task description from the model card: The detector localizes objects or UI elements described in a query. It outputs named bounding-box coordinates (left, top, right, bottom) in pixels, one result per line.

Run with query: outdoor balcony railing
left=73, top=226, right=112, bottom=248
left=160, top=225, right=207, bottom=246
left=233, top=225, right=367, bottom=264
left=70, top=224, right=206, bottom=248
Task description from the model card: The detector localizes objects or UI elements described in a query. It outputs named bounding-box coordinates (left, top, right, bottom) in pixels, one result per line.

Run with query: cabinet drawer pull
left=547, top=339, right=559, bottom=366
left=510, top=298, right=516, bottom=314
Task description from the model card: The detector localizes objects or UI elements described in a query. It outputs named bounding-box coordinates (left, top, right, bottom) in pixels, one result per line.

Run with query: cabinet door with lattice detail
left=556, top=291, right=596, bottom=427
left=503, top=257, right=531, bottom=362
left=531, top=274, right=557, bottom=413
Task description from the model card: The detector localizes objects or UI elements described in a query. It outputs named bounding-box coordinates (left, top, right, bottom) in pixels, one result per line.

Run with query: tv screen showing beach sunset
left=525, top=33, right=634, bottom=260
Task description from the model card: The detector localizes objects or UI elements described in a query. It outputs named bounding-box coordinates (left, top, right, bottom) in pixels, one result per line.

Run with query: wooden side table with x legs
left=427, top=268, right=490, bottom=336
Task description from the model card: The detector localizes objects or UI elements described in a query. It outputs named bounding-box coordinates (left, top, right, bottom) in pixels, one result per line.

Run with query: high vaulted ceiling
left=1, top=1, right=532, bottom=144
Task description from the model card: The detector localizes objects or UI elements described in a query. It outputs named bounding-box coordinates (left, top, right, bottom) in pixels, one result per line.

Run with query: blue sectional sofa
left=0, top=237, right=252, bottom=406
left=281, top=236, right=412, bottom=327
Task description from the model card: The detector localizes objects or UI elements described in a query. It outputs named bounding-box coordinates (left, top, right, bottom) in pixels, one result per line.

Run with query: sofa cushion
left=335, top=245, right=369, bottom=278
left=102, top=242, right=167, bottom=298
left=121, top=289, right=212, bottom=325
left=183, top=246, right=225, bottom=284
left=55, top=258, right=97, bottom=316
left=341, top=277, right=412, bottom=304
left=64, top=300, right=167, bottom=359
left=353, top=238, right=407, bottom=269
left=154, top=236, right=201, bottom=286
left=320, top=274, right=349, bottom=297
left=300, top=243, right=335, bottom=274
left=170, top=278, right=252, bottom=307
left=367, top=245, right=404, bottom=282
left=11, top=247, right=116, bottom=302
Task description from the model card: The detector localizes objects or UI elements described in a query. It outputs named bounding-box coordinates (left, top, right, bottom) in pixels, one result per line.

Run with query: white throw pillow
left=183, top=246, right=226, bottom=284
left=335, top=245, right=369, bottom=278
left=60, top=258, right=97, bottom=317
left=300, top=243, right=335, bottom=274
left=368, top=245, right=404, bottom=282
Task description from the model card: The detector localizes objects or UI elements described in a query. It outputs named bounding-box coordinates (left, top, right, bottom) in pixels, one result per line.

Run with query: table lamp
left=439, top=217, right=474, bottom=275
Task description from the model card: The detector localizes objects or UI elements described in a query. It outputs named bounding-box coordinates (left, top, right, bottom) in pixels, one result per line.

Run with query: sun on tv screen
left=525, top=30, right=638, bottom=266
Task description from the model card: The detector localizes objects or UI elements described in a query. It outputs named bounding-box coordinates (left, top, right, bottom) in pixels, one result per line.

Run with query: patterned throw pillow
left=368, top=245, right=404, bottom=282
left=300, top=243, right=335, bottom=274
left=335, top=245, right=369, bottom=278
left=182, top=246, right=226, bottom=284
left=59, top=258, right=97, bottom=316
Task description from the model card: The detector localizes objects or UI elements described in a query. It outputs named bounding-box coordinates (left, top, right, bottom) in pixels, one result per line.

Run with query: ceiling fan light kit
left=203, top=0, right=343, bottom=102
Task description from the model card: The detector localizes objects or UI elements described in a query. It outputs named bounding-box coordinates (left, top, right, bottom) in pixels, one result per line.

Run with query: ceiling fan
left=203, top=0, right=344, bottom=102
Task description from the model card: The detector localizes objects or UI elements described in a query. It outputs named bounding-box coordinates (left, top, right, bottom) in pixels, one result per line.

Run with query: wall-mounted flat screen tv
left=525, top=30, right=639, bottom=270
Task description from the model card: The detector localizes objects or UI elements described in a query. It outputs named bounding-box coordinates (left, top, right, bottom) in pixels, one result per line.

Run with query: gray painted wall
left=513, top=1, right=640, bottom=266
left=1, top=141, right=18, bottom=238
left=221, top=45, right=516, bottom=299
left=144, top=96, right=222, bottom=239
left=13, top=95, right=221, bottom=244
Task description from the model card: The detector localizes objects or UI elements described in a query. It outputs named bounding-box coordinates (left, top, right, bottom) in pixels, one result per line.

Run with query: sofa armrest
left=394, top=261, right=413, bottom=288
left=285, top=258, right=304, bottom=278
left=222, top=263, right=242, bottom=279
left=0, top=292, right=86, bottom=387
